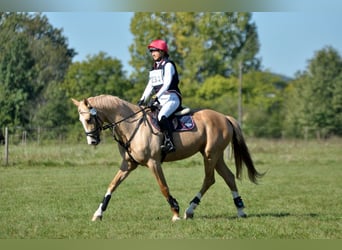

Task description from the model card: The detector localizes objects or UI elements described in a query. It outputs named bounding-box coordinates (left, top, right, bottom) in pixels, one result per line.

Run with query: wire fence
left=1, top=125, right=341, bottom=166
left=0, top=125, right=118, bottom=166
left=0, top=123, right=339, bottom=146
left=1, top=126, right=67, bottom=145
left=1, top=126, right=118, bottom=145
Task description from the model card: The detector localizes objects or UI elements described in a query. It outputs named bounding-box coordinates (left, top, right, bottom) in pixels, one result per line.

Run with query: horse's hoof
left=172, top=215, right=181, bottom=222
left=237, top=208, right=247, bottom=218
left=184, top=212, right=194, bottom=219
left=91, top=215, right=103, bottom=221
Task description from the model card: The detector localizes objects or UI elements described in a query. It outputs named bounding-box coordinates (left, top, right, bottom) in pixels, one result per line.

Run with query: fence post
left=37, top=126, right=40, bottom=144
left=238, top=61, right=243, bottom=128
left=22, top=130, right=27, bottom=145
left=4, top=127, right=8, bottom=166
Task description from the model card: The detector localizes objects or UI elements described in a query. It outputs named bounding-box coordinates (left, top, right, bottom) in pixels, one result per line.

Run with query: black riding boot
left=158, top=116, right=176, bottom=153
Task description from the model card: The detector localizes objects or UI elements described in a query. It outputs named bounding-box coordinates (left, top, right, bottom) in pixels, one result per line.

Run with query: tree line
left=0, top=12, right=341, bottom=141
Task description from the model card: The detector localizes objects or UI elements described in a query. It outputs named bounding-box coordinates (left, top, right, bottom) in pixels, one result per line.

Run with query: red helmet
left=148, top=39, right=168, bottom=53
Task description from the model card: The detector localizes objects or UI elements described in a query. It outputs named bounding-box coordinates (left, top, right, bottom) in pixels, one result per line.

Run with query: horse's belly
left=164, top=140, right=202, bottom=162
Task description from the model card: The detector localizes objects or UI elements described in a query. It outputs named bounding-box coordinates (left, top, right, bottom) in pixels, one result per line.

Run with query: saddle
left=150, top=107, right=195, bottom=132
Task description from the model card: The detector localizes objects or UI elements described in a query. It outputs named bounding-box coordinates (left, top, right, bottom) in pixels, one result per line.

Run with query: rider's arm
left=140, top=79, right=153, bottom=103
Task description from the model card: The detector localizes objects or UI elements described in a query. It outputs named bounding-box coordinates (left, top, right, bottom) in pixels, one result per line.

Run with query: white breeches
left=158, top=92, right=180, bottom=121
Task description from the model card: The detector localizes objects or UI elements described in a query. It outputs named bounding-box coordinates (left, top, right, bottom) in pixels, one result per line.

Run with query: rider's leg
left=157, top=93, right=180, bottom=153
left=158, top=116, right=176, bottom=152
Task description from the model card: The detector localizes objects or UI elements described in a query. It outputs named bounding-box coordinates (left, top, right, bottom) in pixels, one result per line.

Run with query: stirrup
left=161, top=138, right=176, bottom=153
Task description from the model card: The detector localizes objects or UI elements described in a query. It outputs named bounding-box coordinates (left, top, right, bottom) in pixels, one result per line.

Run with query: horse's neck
left=103, top=98, right=141, bottom=131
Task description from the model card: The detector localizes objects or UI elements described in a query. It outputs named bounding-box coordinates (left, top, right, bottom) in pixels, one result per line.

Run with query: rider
left=138, top=39, right=182, bottom=153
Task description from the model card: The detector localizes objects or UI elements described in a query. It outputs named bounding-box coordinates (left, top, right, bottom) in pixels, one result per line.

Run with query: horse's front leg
left=92, top=160, right=137, bottom=221
left=149, top=161, right=180, bottom=222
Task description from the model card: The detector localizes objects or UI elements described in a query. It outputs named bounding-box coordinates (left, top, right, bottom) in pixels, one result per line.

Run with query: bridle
left=80, top=108, right=102, bottom=144
left=81, top=106, right=150, bottom=161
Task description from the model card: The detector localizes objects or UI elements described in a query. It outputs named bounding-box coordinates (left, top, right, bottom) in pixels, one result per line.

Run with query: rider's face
left=150, top=50, right=163, bottom=61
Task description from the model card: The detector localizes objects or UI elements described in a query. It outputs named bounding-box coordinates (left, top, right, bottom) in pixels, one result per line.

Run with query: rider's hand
left=148, top=95, right=159, bottom=108
left=151, top=95, right=158, bottom=103
left=137, top=99, right=144, bottom=106
left=148, top=95, right=159, bottom=107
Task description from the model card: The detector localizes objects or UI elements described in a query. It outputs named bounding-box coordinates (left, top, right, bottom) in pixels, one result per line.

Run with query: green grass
left=0, top=138, right=341, bottom=239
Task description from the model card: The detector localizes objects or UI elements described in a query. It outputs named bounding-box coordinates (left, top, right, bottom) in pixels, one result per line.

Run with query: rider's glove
left=148, top=95, right=159, bottom=109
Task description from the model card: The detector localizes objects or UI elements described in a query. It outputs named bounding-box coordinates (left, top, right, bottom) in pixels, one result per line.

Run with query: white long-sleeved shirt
left=140, top=61, right=175, bottom=101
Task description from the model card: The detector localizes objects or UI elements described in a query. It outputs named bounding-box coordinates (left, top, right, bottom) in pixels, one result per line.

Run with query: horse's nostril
left=92, top=138, right=101, bottom=145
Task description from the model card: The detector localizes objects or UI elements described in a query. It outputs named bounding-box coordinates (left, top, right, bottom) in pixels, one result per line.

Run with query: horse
left=71, top=94, right=264, bottom=222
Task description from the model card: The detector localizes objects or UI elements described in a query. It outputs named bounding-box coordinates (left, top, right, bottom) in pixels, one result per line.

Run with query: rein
left=102, top=106, right=149, bottom=131
left=101, top=106, right=150, bottom=163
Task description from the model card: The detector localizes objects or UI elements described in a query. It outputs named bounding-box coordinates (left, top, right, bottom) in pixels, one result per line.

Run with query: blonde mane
left=86, top=95, right=140, bottom=123
left=87, top=95, right=120, bottom=109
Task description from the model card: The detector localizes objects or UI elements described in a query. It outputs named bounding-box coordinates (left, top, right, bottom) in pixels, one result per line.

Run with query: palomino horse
left=72, top=94, right=263, bottom=222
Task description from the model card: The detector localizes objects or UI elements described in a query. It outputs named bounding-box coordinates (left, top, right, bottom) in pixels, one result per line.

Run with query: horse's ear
left=71, top=98, right=80, bottom=106
left=84, top=98, right=92, bottom=108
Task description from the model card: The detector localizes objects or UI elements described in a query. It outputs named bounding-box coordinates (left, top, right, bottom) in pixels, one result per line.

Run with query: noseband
left=81, top=108, right=102, bottom=142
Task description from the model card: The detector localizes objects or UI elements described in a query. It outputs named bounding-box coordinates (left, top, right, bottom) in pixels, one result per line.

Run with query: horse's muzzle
left=87, top=135, right=100, bottom=145
left=90, top=140, right=100, bottom=145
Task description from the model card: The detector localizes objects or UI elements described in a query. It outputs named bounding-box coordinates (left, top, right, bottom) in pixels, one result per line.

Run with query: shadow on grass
left=247, top=212, right=319, bottom=219
left=247, top=212, right=291, bottom=218
left=199, top=212, right=319, bottom=220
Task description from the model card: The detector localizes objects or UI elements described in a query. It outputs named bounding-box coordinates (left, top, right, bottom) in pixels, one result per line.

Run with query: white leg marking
left=92, top=204, right=103, bottom=221
left=172, top=215, right=181, bottom=222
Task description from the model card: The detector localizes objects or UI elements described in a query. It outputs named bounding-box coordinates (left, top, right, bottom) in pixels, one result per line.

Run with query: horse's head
left=72, top=98, right=102, bottom=145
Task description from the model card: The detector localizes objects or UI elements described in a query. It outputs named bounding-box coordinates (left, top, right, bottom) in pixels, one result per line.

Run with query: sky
left=43, top=12, right=342, bottom=78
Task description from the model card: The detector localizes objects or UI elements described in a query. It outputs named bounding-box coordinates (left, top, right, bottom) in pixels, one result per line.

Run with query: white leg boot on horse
left=184, top=193, right=201, bottom=219
left=184, top=152, right=216, bottom=219
left=215, top=156, right=247, bottom=218
left=184, top=148, right=249, bottom=219
left=232, top=191, right=247, bottom=218
left=92, top=161, right=137, bottom=222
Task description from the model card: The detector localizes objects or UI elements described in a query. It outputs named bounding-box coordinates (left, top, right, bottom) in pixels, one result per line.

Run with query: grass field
left=0, top=138, right=341, bottom=239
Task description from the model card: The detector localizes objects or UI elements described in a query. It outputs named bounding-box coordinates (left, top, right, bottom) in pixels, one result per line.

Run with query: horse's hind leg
left=214, top=155, right=247, bottom=218
left=184, top=152, right=216, bottom=219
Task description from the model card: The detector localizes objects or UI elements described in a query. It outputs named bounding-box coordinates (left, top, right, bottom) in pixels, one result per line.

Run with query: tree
left=284, top=46, right=342, bottom=138
left=61, top=52, right=132, bottom=139
left=331, top=73, right=342, bottom=135
left=194, top=75, right=238, bottom=113
left=0, top=25, right=35, bottom=128
left=241, top=71, right=287, bottom=137
left=180, top=70, right=287, bottom=137
left=128, top=12, right=260, bottom=101
left=282, top=73, right=308, bottom=137
left=0, top=12, right=76, bottom=131
left=62, top=52, right=130, bottom=100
